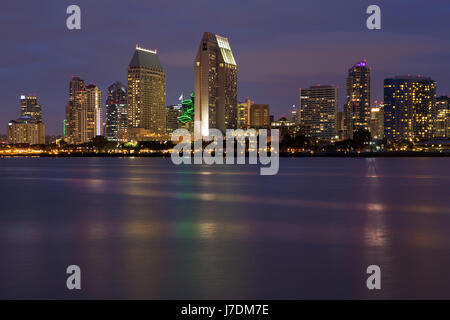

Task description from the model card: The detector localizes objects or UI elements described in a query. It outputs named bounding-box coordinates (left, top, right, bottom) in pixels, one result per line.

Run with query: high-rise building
left=65, top=77, right=102, bottom=144
left=194, top=32, right=238, bottom=135
left=384, top=76, right=436, bottom=142
left=86, top=84, right=103, bottom=138
left=299, top=85, right=338, bottom=140
left=237, top=98, right=252, bottom=129
left=7, top=116, right=45, bottom=145
left=20, top=95, right=42, bottom=121
left=65, top=76, right=87, bottom=144
left=8, top=95, right=45, bottom=144
left=127, top=46, right=166, bottom=138
left=436, top=96, right=449, bottom=138
left=344, top=61, right=371, bottom=139
left=166, top=105, right=182, bottom=134
left=250, top=104, right=270, bottom=128
left=370, top=105, right=384, bottom=140
left=105, top=81, right=127, bottom=142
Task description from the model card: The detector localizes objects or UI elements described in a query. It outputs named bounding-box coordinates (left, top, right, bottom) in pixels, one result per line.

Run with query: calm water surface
left=0, top=157, right=449, bottom=299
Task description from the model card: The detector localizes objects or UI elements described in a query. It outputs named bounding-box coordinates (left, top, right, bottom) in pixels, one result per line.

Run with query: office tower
left=250, top=104, right=270, bottom=128
left=86, top=84, right=103, bottom=138
left=65, top=77, right=102, bottom=144
left=65, top=76, right=87, bottom=144
left=370, top=105, right=384, bottom=140
left=127, top=45, right=166, bottom=138
left=299, top=85, right=338, bottom=140
left=344, top=61, right=371, bottom=139
left=166, top=105, right=182, bottom=134
left=194, top=32, right=238, bottom=135
left=20, top=95, right=42, bottom=121
left=436, top=96, right=449, bottom=138
left=7, top=117, right=45, bottom=145
left=105, top=82, right=127, bottom=142
left=384, top=76, right=436, bottom=142
left=237, top=98, right=252, bottom=129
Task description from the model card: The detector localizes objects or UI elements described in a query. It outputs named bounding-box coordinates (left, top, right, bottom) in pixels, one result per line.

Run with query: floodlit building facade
left=250, top=104, right=270, bottom=128
left=194, top=32, right=238, bottom=135
left=344, top=61, right=371, bottom=139
left=86, top=84, right=103, bottom=138
left=64, top=77, right=102, bottom=144
left=7, top=116, right=45, bottom=145
left=127, top=46, right=166, bottom=138
left=237, top=98, right=252, bottom=129
left=384, top=76, right=436, bottom=142
left=65, top=76, right=87, bottom=144
left=299, top=85, right=338, bottom=140
left=370, top=105, right=384, bottom=140
left=436, top=96, right=449, bottom=138
left=20, top=95, right=42, bottom=121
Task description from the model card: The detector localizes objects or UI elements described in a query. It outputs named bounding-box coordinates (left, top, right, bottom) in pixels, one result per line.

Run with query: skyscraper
left=436, top=96, right=449, bottom=138
left=344, top=61, right=371, bottom=139
left=250, top=104, right=270, bottom=128
left=105, top=82, right=127, bottom=142
left=127, top=45, right=166, bottom=138
left=299, top=85, right=338, bottom=140
left=86, top=84, right=103, bottom=138
left=194, top=32, right=237, bottom=135
left=65, top=76, right=102, bottom=144
left=20, top=95, right=42, bottom=121
left=65, top=76, right=87, bottom=144
left=384, top=76, right=436, bottom=142
left=237, top=98, right=252, bottom=129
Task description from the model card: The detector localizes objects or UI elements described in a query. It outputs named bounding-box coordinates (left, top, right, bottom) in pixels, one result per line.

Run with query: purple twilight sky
left=1, top=0, right=450, bottom=135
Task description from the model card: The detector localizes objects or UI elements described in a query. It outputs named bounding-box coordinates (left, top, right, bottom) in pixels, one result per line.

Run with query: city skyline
left=1, top=0, right=450, bottom=135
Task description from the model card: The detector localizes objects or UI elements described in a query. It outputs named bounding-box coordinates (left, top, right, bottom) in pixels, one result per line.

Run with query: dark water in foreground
left=0, top=157, right=449, bottom=299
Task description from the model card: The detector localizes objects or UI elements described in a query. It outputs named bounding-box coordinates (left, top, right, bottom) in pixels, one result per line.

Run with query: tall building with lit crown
left=384, top=76, right=436, bottom=142
left=344, top=61, right=371, bottom=139
left=65, top=76, right=87, bottom=144
left=127, top=46, right=166, bottom=138
left=20, top=95, right=42, bottom=121
left=237, top=98, right=252, bottom=129
left=299, top=85, right=338, bottom=140
left=436, top=96, right=449, bottom=138
left=194, top=32, right=237, bottom=135
left=106, top=82, right=127, bottom=142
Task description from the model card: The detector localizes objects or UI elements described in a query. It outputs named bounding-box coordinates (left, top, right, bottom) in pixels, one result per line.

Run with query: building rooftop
left=387, top=75, right=434, bottom=81
left=9, top=116, right=43, bottom=124
left=129, top=46, right=163, bottom=72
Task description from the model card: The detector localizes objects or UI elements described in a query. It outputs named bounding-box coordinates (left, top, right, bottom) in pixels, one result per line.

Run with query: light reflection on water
left=0, top=157, right=450, bottom=299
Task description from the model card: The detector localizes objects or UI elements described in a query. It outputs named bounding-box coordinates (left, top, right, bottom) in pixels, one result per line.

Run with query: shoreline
left=1, top=151, right=449, bottom=158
